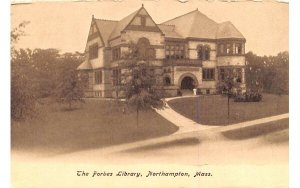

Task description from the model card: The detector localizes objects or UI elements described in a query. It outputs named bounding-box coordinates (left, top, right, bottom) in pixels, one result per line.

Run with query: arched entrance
left=181, top=76, right=196, bottom=90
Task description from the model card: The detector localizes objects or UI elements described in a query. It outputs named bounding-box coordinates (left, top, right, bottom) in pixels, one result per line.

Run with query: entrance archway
left=180, top=76, right=196, bottom=90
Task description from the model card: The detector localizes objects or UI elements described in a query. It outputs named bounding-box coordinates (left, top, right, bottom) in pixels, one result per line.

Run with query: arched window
left=203, top=45, right=210, bottom=60
left=164, top=77, right=171, bottom=86
left=197, top=45, right=203, bottom=60
left=136, top=37, right=155, bottom=60
left=197, top=45, right=210, bottom=60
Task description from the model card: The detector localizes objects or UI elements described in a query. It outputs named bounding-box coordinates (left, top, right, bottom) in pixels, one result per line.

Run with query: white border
left=3, top=0, right=298, bottom=188
left=290, top=0, right=300, bottom=188
left=0, top=0, right=11, bottom=188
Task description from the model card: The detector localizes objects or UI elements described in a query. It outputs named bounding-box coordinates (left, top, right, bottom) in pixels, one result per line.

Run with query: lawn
left=11, top=99, right=178, bottom=155
left=221, top=119, right=289, bottom=142
left=168, top=94, right=288, bottom=125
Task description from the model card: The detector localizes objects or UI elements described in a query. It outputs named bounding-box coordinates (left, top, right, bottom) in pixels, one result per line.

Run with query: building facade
left=77, top=5, right=246, bottom=98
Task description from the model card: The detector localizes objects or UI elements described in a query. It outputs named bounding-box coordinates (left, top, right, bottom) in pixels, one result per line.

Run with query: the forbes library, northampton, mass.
left=77, top=5, right=247, bottom=98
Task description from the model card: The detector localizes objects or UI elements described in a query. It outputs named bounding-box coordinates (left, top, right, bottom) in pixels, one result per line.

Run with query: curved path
left=155, top=96, right=289, bottom=134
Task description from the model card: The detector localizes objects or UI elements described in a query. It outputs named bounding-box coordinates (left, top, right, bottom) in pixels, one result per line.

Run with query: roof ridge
left=218, top=21, right=232, bottom=25
left=187, top=10, right=199, bottom=37
left=94, top=18, right=118, bottom=22
left=161, top=9, right=198, bottom=24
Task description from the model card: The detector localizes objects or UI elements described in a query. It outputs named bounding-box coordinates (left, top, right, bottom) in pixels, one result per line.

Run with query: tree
left=245, top=51, right=289, bottom=94
left=55, top=69, right=86, bottom=110
left=217, top=69, right=241, bottom=119
left=119, top=41, right=164, bottom=127
left=11, top=21, right=37, bottom=120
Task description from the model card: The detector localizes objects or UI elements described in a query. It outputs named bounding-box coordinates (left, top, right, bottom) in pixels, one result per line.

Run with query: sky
left=11, top=0, right=289, bottom=56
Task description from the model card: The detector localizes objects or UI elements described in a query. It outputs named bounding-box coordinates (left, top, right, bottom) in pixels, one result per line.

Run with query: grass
left=168, top=94, right=288, bottom=125
left=221, top=119, right=289, bottom=141
left=11, top=99, right=178, bottom=155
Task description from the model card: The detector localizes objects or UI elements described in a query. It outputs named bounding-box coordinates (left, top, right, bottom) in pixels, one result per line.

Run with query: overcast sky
left=11, top=0, right=288, bottom=56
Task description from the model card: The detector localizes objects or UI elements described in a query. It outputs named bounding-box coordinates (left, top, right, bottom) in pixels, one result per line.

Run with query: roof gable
left=84, top=19, right=104, bottom=53
left=109, top=6, right=162, bottom=40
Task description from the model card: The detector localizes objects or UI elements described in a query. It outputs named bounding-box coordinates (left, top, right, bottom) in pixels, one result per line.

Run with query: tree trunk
left=227, top=95, right=230, bottom=119
left=136, top=107, right=139, bottom=128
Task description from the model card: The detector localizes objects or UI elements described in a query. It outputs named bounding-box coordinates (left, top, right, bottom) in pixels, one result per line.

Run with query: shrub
left=11, top=72, right=37, bottom=120
left=234, top=91, right=263, bottom=102
left=196, top=88, right=202, bottom=95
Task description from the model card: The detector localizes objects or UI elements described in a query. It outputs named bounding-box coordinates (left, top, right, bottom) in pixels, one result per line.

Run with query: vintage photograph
left=11, top=0, right=288, bottom=187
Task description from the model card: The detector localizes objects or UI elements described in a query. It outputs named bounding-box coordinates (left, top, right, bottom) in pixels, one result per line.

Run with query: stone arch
left=178, top=73, right=199, bottom=89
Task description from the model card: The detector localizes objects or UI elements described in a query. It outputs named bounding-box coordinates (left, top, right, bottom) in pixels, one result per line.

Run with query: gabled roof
left=217, top=21, right=245, bottom=39
left=109, top=8, right=141, bottom=40
left=157, top=24, right=183, bottom=39
left=94, top=19, right=118, bottom=47
left=162, top=9, right=218, bottom=39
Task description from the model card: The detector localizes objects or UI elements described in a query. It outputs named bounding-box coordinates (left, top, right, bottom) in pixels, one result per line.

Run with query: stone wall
left=217, top=56, right=246, bottom=66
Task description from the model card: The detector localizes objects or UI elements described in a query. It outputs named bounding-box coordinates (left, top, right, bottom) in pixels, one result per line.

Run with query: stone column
left=241, top=67, right=245, bottom=84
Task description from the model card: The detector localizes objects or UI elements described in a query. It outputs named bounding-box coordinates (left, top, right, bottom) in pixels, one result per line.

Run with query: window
left=202, top=69, right=215, bottom=80
left=235, top=43, right=243, bottom=54
left=89, top=44, right=98, bottom=59
left=226, top=44, right=232, bottom=54
left=197, top=45, right=203, bottom=60
left=95, top=70, right=102, bottom=84
left=197, top=45, right=210, bottom=60
left=164, top=77, right=171, bottom=86
left=203, top=46, right=210, bottom=60
left=112, top=69, right=121, bottom=86
left=112, top=47, right=121, bottom=61
left=95, top=91, right=102, bottom=97
left=165, top=43, right=185, bottom=59
left=219, top=42, right=243, bottom=56
left=219, top=68, right=225, bottom=81
left=136, top=38, right=155, bottom=59
left=219, top=44, right=224, bottom=55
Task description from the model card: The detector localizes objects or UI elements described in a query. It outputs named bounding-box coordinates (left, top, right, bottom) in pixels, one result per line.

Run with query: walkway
left=155, top=96, right=289, bottom=134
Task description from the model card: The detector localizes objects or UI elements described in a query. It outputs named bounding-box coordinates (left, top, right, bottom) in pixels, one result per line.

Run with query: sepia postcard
left=11, top=0, right=289, bottom=187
